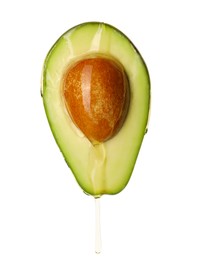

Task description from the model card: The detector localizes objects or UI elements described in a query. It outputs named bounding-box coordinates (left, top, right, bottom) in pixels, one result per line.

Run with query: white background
left=0, top=0, right=198, bottom=259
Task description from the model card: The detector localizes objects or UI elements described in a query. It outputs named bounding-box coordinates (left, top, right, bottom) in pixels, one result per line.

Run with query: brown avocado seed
left=62, top=56, right=130, bottom=143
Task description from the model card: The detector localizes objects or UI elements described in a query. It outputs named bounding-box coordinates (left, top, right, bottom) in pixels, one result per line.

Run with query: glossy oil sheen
left=62, top=56, right=130, bottom=143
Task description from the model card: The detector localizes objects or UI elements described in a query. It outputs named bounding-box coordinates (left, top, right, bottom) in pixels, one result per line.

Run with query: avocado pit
left=62, top=56, right=130, bottom=143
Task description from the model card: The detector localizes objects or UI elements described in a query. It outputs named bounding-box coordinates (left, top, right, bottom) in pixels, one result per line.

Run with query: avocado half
left=41, top=22, right=150, bottom=197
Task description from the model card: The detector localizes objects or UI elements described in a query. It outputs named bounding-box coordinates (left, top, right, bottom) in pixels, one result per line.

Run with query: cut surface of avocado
left=42, top=22, right=150, bottom=197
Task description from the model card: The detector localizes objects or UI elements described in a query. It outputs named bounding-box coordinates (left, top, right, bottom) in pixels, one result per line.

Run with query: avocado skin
left=42, top=22, right=150, bottom=197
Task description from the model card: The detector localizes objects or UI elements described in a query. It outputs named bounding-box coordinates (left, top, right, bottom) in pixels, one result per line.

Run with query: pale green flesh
left=42, top=22, right=150, bottom=196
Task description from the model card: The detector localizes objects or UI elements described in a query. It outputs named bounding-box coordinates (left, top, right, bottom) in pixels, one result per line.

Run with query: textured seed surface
left=62, top=56, right=129, bottom=143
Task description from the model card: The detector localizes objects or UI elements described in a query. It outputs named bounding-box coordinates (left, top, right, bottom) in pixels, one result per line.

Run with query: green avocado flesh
left=41, top=22, right=150, bottom=197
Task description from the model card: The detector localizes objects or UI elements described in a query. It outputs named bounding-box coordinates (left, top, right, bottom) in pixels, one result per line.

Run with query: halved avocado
left=41, top=22, right=150, bottom=197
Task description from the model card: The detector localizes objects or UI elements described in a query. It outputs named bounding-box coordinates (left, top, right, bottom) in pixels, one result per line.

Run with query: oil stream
left=95, top=197, right=101, bottom=254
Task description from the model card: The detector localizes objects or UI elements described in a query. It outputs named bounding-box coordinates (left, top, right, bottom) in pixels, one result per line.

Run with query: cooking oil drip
left=95, top=197, right=101, bottom=254
left=88, top=143, right=106, bottom=194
